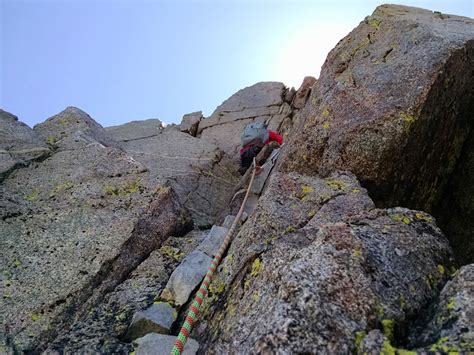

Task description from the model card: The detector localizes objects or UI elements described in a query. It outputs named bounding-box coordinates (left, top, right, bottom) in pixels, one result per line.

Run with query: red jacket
left=240, top=130, right=283, bottom=154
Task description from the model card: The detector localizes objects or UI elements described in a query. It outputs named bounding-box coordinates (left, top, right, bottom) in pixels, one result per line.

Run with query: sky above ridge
left=1, top=0, right=473, bottom=128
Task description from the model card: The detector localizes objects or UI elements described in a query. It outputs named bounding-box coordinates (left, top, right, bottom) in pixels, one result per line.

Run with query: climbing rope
left=171, top=158, right=258, bottom=355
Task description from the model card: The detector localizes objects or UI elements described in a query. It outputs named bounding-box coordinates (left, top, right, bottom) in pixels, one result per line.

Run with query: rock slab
left=197, top=225, right=228, bottom=257
left=161, top=250, right=211, bottom=306
left=125, top=302, right=177, bottom=341
left=134, top=333, right=199, bottom=355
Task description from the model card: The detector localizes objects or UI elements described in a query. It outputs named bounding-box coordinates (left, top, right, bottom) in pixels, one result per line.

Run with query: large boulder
left=197, top=82, right=293, bottom=159
left=0, top=109, right=192, bottom=353
left=107, top=122, right=239, bottom=227
left=0, top=109, right=50, bottom=181
left=278, top=5, right=474, bottom=263
left=195, top=171, right=453, bottom=353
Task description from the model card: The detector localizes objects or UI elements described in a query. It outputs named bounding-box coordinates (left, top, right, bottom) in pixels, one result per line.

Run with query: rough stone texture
left=107, top=123, right=238, bottom=227
left=161, top=250, right=211, bottom=306
left=34, top=106, right=120, bottom=151
left=292, top=76, right=316, bottom=109
left=105, top=119, right=163, bottom=141
left=124, top=303, right=177, bottom=341
left=0, top=109, right=50, bottom=181
left=409, top=264, right=474, bottom=353
left=197, top=82, right=291, bottom=159
left=43, top=230, right=207, bottom=354
left=278, top=5, right=474, bottom=263
left=197, top=225, right=228, bottom=258
left=133, top=333, right=199, bottom=355
left=195, top=171, right=453, bottom=353
left=284, top=87, right=296, bottom=104
left=222, top=215, right=237, bottom=229
left=180, top=111, right=203, bottom=137
left=0, top=109, right=192, bottom=354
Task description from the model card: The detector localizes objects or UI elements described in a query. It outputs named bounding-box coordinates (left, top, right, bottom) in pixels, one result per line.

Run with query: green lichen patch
left=30, top=313, right=41, bottom=321
left=285, top=226, right=296, bottom=234
left=250, top=258, right=263, bottom=277
left=381, top=319, right=394, bottom=341
left=50, top=181, right=74, bottom=196
left=381, top=340, right=396, bottom=355
left=226, top=302, right=236, bottom=317
left=447, top=297, right=456, bottom=311
left=322, top=108, right=330, bottom=117
left=428, top=337, right=459, bottom=353
left=322, top=122, right=330, bottom=130
left=399, top=295, right=406, bottom=310
left=353, top=248, right=362, bottom=258
left=104, top=179, right=142, bottom=197
left=252, top=291, right=260, bottom=303
left=354, top=330, right=366, bottom=352
left=301, top=185, right=314, bottom=195
left=123, top=179, right=142, bottom=194
left=437, top=264, right=446, bottom=275
left=390, top=214, right=411, bottom=225
left=326, top=179, right=349, bottom=190
left=209, top=278, right=226, bottom=296
left=159, top=245, right=185, bottom=261
left=426, top=273, right=435, bottom=290
left=400, top=112, right=417, bottom=130
left=368, top=17, right=382, bottom=29
left=24, top=188, right=40, bottom=202
left=352, top=37, right=371, bottom=57
left=414, top=212, right=432, bottom=222
left=104, top=184, right=120, bottom=196
left=46, top=136, right=57, bottom=145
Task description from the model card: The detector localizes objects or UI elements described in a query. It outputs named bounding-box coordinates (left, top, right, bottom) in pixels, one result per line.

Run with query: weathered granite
left=124, top=302, right=177, bottom=341
left=278, top=5, right=474, bottom=263
left=0, top=109, right=50, bottom=181
left=160, top=250, right=211, bottom=306
left=133, top=333, right=199, bottom=355
left=107, top=124, right=239, bottom=227
left=196, top=171, right=453, bottom=353
left=197, top=225, right=228, bottom=258
left=180, top=111, right=203, bottom=137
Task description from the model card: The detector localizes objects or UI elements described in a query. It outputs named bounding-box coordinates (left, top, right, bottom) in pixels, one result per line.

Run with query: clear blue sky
left=1, top=0, right=472, bottom=128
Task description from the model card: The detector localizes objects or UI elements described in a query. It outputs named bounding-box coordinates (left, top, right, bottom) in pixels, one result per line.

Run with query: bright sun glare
left=273, top=23, right=353, bottom=89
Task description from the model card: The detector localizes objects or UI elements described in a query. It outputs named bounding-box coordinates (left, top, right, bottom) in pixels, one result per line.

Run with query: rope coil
left=171, top=158, right=258, bottom=355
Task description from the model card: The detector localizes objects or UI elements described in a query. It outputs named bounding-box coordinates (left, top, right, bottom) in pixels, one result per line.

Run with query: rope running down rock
left=171, top=158, right=258, bottom=355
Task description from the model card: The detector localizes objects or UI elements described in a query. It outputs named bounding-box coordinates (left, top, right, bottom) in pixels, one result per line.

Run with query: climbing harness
left=171, top=158, right=259, bottom=355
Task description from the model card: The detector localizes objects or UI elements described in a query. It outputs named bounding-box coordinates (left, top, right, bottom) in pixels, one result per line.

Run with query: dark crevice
left=363, top=41, right=474, bottom=267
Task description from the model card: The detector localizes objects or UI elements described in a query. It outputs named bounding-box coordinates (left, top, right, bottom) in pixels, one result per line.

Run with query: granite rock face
left=0, top=109, right=50, bottom=181
left=1, top=4, right=473, bottom=354
left=35, top=106, right=120, bottom=151
left=105, top=118, right=163, bottom=141
left=0, top=109, right=191, bottom=353
left=196, top=171, right=453, bottom=353
left=107, top=121, right=238, bottom=227
left=197, top=82, right=294, bottom=159
left=278, top=5, right=474, bottom=263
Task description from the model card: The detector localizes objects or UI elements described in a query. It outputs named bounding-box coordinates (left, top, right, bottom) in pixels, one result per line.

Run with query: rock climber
left=239, top=123, right=283, bottom=175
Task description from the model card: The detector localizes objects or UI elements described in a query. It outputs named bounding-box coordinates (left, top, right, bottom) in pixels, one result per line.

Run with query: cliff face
left=278, top=4, right=474, bottom=264
left=0, top=4, right=473, bottom=354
